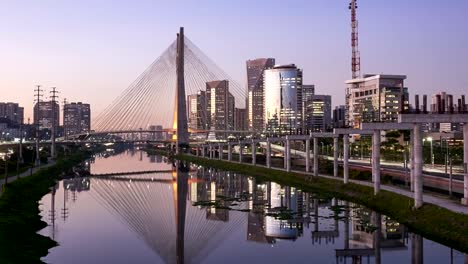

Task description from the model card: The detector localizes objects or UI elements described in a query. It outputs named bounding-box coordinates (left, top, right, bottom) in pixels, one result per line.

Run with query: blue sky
left=1, top=0, right=467, bottom=119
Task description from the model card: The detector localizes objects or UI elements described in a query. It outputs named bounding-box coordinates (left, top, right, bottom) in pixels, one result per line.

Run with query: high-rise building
left=234, top=108, right=247, bottom=131
left=346, top=74, right=408, bottom=127
left=63, top=102, right=91, bottom=137
left=187, top=91, right=207, bottom=130
left=34, top=101, right=60, bottom=130
left=304, top=95, right=332, bottom=132
left=302, top=85, right=315, bottom=103
left=264, top=64, right=303, bottom=134
left=0, top=102, right=24, bottom=125
left=206, top=80, right=235, bottom=131
left=246, top=58, right=275, bottom=132
left=430, top=92, right=459, bottom=132
left=333, top=105, right=346, bottom=128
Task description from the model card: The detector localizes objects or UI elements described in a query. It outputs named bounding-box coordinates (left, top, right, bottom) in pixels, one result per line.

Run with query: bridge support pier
left=239, top=142, right=243, bottom=163
left=333, top=137, right=338, bottom=177
left=372, top=130, right=381, bottom=195
left=266, top=140, right=272, bottom=168
left=218, top=143, right=222, bottom=160
left=413, top=124, right=423, bottom=208
left=201, top=146, right=206, bottom=157
left=313, top=137, right=318, bottom=176
left=462, top=123, right=468, bottom=205
left=343, top=134, right=349, bottom=184
left=285, top=137, right=291, bottom=172
left=410, top=129, right=415, bottom=192
left=228, top=143, right=232, bottom=161
left=305, top=138, right=310, bottom=173
left=209, top=144, right=213, bottom=159
left=252, top=141, right=256, bottom=166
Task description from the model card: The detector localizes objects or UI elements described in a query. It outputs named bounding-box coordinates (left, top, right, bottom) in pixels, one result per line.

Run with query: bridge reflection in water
left=39, top=152, right=467, bottom=264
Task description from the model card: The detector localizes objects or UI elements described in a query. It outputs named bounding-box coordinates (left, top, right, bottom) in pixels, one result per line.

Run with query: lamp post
left=424, top=137, right=434, bottom=167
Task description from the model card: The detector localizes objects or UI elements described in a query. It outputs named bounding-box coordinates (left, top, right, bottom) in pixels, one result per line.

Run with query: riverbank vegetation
left=170, top=153, right=468, bottom=253
left=0, top=150, right=91, bottom=264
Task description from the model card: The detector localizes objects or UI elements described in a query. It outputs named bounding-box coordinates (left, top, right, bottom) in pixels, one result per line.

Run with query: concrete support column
left=410, top=129, right=415, bottom=192
left=286, top=137, right=291, bottom=172
left=209, top=144, right=213, bottom=159
left=373, top=130, right=381, bottom=195
left=218, top=143, right=222, bottom=160
left=305, top=139, right=311, bottom=173
left=333, top=137, right=339, bottom=177
left=201, top=146, right=205, bottom=157
left=413, top=124, right=423, bottom=208
left=252, top=141, right=256, bottom=165
left=462, top=123, right=468, bottom=205
left=266, top=140, right=272, bottom=168
left=196, top=147, right=199, bottom=156
left=228, top=143, right=232, bottom=161
left=313, top=137, right=319, bottom=176
left=343, top=134, right=349, bottom=184
left=239, top=142, right=243, bottom=163
left=411, top=234, right=424, bottom=264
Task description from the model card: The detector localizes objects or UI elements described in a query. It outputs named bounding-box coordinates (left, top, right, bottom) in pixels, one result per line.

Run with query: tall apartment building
left=187, top=91, right=207, bottom=130
left=430, top=92, right=459, bottom=132
left=304, top=95, right=332, bottom=132
left=63, top=102, right=91, bottom=137
left=0, top=102, right=24, bottom=125
left=333, top=105, right=346, bottom=128
left=345, top=74, right=408, bottom=128
left=234, top=108, right=247, bottom=131
left=206, top=80, right=235, bottom=131
left=34, top=101, right=60, bottom=130
left=246, top=58, right=275, bottom=131
left=264, top=64, right=303, bottom=134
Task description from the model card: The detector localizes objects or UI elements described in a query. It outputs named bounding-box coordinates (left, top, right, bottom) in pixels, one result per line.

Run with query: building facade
left=304, top=95, right=332, bottom=132
left=333, top=105, right=346, bottom=128
left=34, top=101, right=60, bottom=130
left=63, top=102, right=91, bottom=137
left=346, top=74, right=408, bottom=127
left=246, top=58, right=275, bottom=132
left=187, top=91, right=207, bottom=130
left=234, top=108, right=247, bottom=131
left=0, top=102, right=24, bottom=125
left=206, top=80, right=235, bottom=131
left=430, top=92, right=460, bottom=132
left=264, top=64, right=303, bottom=134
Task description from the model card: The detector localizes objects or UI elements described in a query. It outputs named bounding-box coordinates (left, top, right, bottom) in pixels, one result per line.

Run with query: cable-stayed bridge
left=84, top=27, right=247, bottom=146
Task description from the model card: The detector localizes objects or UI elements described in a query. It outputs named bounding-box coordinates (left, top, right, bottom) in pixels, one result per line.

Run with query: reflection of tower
left=175, top=161, right=189, bottom=264
left=411, top=234, right=423, bottom=264
left=61, top=187, right=69, bottom=221
left=247, top=178, right=274, bottom=244
left=48, top=183, right=58, bottom=240
left=311, top=198, right=340, bottom=245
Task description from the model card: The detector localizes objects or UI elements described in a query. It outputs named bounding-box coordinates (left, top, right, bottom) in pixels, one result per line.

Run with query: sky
left=0, top=0, right=467, bottom=122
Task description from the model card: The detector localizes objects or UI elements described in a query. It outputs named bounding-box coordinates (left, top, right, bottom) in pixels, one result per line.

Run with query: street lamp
left=424, top=137, right=434, bottom=167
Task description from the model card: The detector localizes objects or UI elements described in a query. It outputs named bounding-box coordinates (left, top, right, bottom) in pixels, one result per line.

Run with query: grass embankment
left=0, top=151, right=91, bottom=264
left=165, top=152, right=468, bottom=253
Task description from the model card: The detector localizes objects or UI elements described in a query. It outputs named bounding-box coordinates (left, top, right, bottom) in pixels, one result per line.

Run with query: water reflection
left=38, top=151, right=467, bottom=264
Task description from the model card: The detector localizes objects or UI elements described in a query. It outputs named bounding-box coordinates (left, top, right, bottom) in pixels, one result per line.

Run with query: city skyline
left=1, top=0, right=467, bottom=121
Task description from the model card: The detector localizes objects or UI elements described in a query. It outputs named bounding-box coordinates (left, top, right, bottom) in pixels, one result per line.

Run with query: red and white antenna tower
left=349, top=0, right=360, bottom=79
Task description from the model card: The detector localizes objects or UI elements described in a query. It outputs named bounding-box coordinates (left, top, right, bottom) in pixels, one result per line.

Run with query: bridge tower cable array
left=92, top=29, right=245, bottom=135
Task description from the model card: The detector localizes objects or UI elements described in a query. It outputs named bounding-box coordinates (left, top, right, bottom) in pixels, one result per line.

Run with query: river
left=37, top=149, right=466, bottom=264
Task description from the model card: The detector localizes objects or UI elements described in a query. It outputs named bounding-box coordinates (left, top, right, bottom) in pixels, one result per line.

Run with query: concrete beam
left=285, top=135, right=310, bottom=140
left=334, top=128, right=374, bottom=135
left=310, top=132, right=338, bottom=138
left=399, top=113, right=468, bottom=124
left=361, top=122, right=414, bottom=130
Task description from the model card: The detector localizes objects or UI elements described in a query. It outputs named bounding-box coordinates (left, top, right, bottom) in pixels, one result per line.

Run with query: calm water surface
left=38, top=149, right=467, bottom=264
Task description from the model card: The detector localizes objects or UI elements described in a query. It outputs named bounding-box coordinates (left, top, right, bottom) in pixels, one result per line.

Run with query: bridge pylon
left=174, top=27, right=189, bottom=153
